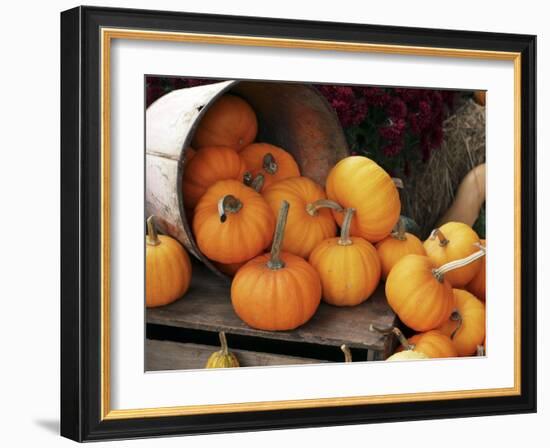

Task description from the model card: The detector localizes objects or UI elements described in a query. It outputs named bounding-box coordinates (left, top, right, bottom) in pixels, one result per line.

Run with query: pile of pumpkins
left=146, top=92, right=487, bottom=364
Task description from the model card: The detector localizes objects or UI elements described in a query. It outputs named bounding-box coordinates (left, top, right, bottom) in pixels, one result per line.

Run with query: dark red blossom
left=317, top=85, right=368, bottom=127
left=379, top=118, right=406, bottom=141
left=383, top=141, right=404, bottom=157
left=386, top=97, right=408, bottom=119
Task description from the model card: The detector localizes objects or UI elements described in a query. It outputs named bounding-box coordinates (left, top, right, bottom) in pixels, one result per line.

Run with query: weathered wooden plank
left=146, top=339, right=325, bottom=371
left=146, top=260, right=396, bottom=351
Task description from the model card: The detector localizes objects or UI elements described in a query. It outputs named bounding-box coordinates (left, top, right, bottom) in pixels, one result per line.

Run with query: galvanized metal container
left=146, top=80, right=349, bottom=277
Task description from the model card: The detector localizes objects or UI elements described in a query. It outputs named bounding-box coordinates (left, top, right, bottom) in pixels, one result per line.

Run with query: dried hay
left=401, top=99, right=486, bottom=238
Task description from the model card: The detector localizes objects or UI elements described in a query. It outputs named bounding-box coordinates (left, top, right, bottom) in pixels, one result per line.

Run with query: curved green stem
left=449, top=310, right=463, bottom=340
left=341, top=344, right=352, bottom=363
left=146, top=216, right=160, bottom=246
left=305, top=199, right=343, bottom=216
left=370, top=324, right=415, bottom=351
left=430, top=228, right=449, bottom=247
left=219, top=331, right=229, bottom=355
left=262, top=153, right=278, bottom=175
left=267, top=200, right=290, bottom=270
left=432, top=247, right=486, bottom=283
left=391, top=216, right=407, bottom=241
left=338, top=208, right=355, bottom=246
left=250, top=174, right=265, bottom=192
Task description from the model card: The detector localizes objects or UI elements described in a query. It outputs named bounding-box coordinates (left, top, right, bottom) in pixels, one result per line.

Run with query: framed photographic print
left=60, top=5, right=536, bottom=442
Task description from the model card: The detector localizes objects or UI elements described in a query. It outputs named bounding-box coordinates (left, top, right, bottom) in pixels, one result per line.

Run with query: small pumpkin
left=437, top=289, right=486, bottom=356
left=326, top=156, right=400, bottom=242
left=373, top=325, right=457, bottom=359
left=386, top=350, right=429, bottom=361
left=309, top=208, right=381, bottom=306
left=193, top=180, right=275, bottom=264
left=182, top=146, right=248, bottom=210
left=205, top=332, right=240, bottom=368
left=423, top=222, right=482, bottom=287
left=192, top=94, right=258, bottom=151
left=145, top=216, right=192, bottom=308
left=231, top=200, right=322, bottom=331
left=466, top=239, right=486, bottom=301
left=263, top=176, right=341, bottom=258
left=386, top=247, right=486, bottom=332
left=240, top=143, right=300, bottom=191
left=375, top=217, right=426, bottom=280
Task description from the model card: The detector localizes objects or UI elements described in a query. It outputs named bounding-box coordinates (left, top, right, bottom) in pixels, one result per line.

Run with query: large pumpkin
left=145, top=216, right=192, bottom=308
left=424, top=222, right=481, bottom=287
left=375, top=217, right=426, bottom=280
left=193, top=180, right=275, bottom=264
left=231, top=201, right=322, bottom=331
left=309, top=208, right=381, bottom=306
left=182, top=146, right=248, bottom=210
left=240, top=143, right=300, bottom=191
left=263, top=176, right=340, bottom=258
left=326, top=156, right=400, bottom=242
left=466, top=239, right=486, bottom=301
left=192, top=94, right=257, bottom=151
left=437, top=289, right=486, bottom=356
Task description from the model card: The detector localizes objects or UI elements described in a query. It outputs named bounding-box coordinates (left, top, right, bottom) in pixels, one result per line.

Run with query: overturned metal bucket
left=146, top=80, right=349, bottom=277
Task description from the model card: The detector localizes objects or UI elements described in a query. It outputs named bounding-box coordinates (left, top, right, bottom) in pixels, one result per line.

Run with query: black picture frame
left=61, top=5, right=536, bottom=442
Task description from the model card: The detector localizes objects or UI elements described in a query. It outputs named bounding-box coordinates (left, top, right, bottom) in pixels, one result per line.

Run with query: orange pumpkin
left=375, top=217, right=426, bottom=280
left=145, top=216, right=192, bottom=308
left=405, top=331, right=458, bottom=358
left=373, top=326, right=457, bottom=359
left=192, top=94, right=257, bottom=151
left=263, top=176, right=340, bottom=258
left=466, top=239, right=486, bottom=301
left=309, top=208, right=381, bottom=306
left=240, top=143, right=300, bottom=191
left=385, top=247, right=486, bottom=332
left=182, top=146, right=248, bottom=210
left=424, top=222, right=482, bottom=287
left=193, top=180, right=275, bottom=264
left=326, top=156, right=400, bottom=242
left=437, top=289, right=486, bottom=356
left=231, top=201, right=322, bottom=330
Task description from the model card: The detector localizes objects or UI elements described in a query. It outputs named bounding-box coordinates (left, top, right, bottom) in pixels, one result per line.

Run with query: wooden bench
left=146, top=259, right=397, bottom=370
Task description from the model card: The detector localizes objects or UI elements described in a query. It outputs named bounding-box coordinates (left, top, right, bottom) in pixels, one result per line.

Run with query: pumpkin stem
left=432, top=247, right=486, bottom=283
left=218, top=195, right=243, bottom=223
left=219, top=331, right=229, bottom=355
left=476, top=345, right=486, bottom=356
left=146, top=216, right=161, bottom=246
left=391, top=216, right=407, bottom=241
left=262, top=153, right=278, bottom=175
left=449, top=310, right=463, bottom=340
left=250, top=174, right=265, bottom=192
left=305, top=199, right=344, bottom=216
left=370, top=324, right=415, bottom=351
left=243, top=171, right=253, bottom=186
left=267, top=200, right=290, bottom=270
left=340, top=344, right=352, bottom=363
left=392, top=177, right=404, bottom=189
left=338, top=208, right=355, bottom=246
left=430, top=228, right=449, bottom=247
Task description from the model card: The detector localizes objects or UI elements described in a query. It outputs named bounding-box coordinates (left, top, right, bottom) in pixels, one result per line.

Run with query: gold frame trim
left=100, top=28, right=522, bottom=421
